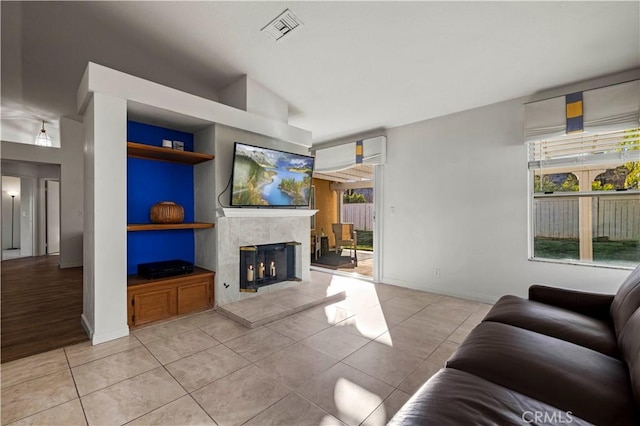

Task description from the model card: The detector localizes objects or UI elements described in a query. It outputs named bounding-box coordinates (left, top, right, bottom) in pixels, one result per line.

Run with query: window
left=529, top=128, right=640, bottom=267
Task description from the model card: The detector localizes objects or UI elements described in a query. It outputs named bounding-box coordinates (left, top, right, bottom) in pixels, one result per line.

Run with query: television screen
left=231, top=142, right=315, bottom=207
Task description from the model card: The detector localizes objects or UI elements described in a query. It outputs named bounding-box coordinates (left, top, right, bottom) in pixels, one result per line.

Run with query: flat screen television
left=230, top=142, right=315, bottom=207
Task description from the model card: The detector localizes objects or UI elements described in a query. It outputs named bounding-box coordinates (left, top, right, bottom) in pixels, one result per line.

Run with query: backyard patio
left=311, top=249, right=373, bottom=277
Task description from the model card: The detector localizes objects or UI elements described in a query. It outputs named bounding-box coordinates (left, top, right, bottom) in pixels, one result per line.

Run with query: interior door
left=19, top=177, right=35, bottom=257
left=46, top=180, right=60, bottom=254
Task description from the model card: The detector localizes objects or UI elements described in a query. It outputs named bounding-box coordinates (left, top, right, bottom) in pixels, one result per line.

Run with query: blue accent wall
left=128, top=121, right=194, bottom=151
left=127, top=121, right=195, bottom=275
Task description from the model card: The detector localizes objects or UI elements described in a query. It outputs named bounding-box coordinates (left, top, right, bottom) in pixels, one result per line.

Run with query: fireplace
left=239, top=242, right=302, bottom=292
left=215, top=215, right=311, bottom=304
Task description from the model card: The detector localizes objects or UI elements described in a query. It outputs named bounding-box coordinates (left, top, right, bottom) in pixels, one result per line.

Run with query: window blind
left=313, top=136, right=386, bottom=173
left=524, top=80, right=639, bottom=142
left=314, top=143, right=356, bottom=173
left=528, top=128, right=640, bottom=170
left=584, top=80, right=640, bottom=132
left=524, top=96, right=566, bottom=142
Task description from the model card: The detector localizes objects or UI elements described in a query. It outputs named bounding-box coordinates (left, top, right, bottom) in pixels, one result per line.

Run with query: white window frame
left=528, top=128, right=640, bottom=269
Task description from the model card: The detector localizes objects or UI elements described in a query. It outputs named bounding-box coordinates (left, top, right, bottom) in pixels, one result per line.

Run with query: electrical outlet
left=433, top=268, right=440, bottom=278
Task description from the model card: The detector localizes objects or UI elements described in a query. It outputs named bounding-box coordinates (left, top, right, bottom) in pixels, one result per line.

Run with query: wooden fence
left=345, top=198, right=640, bottom=240
left=534, top=196, right=640, bottom=240
left=342, top=203, right=374, bottom=231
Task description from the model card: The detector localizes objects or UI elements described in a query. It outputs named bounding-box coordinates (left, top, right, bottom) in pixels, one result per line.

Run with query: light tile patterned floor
left=0, top=270, right=492, bottom=426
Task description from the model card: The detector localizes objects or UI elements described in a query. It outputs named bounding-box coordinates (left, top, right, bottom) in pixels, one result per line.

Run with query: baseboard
left=60, top=260, right=83, bottom=269
left=381, top=275, right=498, bottom=304
left=91, top=326, right=130, bottom=345
left=80, top=313, right=94, bottom=339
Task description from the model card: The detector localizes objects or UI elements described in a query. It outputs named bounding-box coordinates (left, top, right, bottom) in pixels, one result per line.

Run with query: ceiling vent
left=261, top=9, right=303, bottom=41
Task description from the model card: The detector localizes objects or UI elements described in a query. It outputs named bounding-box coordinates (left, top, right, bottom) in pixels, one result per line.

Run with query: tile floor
left=0, top=271, right=492, bottom=426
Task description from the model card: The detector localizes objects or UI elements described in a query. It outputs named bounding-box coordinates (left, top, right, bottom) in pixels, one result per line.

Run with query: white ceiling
left=2, top=1, right=639, bottom=145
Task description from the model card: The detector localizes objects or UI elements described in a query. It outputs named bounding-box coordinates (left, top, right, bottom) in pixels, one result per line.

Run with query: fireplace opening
left=240, top=242, right=301, bottom=292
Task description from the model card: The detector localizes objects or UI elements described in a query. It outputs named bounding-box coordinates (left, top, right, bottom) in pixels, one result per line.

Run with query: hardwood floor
left=1, top=255, right=88, bottom=363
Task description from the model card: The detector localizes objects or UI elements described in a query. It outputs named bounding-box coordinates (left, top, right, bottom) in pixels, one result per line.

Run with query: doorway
left=2, top=176, right=35, bottom=261
left=45, top=179, right=61, bottom=254
left=311, top=164, right=380, bottom=280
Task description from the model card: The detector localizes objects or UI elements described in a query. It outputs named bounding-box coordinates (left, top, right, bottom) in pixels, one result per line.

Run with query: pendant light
left=34, top=120, right=52, bottom=146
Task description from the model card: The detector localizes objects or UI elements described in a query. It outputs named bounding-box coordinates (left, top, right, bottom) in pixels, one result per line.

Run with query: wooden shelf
left=127, top=142, right=214, bottom=164
left=127, top=222, right=215, bottom=231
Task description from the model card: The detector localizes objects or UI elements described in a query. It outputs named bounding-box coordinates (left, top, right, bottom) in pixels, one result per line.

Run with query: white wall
left=381, top=94, right=634, bottom=302
left=194, top=125, right=217, bottom=273
left=1, top=141, right=62, bottom=164
left=218, top=76, right=247, bottom=113
left=82, top=93, right=129, bottom=344
left=245, top=77, right=289, bottom=124
left=218, top=75, right=289, bottom=124
left=59, top=117, right=84, bottom=267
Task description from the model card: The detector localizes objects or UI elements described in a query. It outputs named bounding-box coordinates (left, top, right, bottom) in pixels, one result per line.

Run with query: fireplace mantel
left=219, top=208, right=318, bottom=218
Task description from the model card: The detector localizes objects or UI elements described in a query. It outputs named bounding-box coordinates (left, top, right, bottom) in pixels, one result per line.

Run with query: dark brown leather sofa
left=389, top=265, right=640, bottom=425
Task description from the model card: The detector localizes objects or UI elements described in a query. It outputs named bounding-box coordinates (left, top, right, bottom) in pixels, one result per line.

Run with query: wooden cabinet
left=177, top=280, right=211, bottom=314
left=132, top=287, right=174, bottom=325
left=126, top=139, right=215, bottom=328
left=127, top=268, right=214, bottom=327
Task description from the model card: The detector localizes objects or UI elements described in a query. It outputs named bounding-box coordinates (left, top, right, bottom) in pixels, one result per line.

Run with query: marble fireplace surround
left=215, top=214, right=312, bottom=306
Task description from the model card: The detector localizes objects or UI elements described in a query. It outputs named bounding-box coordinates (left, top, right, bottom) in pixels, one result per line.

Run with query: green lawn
left=356, top=230, right=373, bottom=251
left=534, top=238, right=640, bottom=265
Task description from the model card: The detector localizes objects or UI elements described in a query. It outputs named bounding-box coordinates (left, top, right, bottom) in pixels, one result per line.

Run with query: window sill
left=528, top=257, right=636, bottom=271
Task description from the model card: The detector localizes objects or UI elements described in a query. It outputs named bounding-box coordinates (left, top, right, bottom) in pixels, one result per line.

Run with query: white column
left=82, top=93, right=129, bottom=344
left=575, top=169, right=605, bottom=262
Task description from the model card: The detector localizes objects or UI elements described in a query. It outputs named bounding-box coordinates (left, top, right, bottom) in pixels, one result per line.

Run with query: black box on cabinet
left=137, top=259, right=194, bottom=279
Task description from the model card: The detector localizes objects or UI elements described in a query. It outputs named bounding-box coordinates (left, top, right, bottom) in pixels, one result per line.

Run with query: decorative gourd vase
left=150, top=201, right=184, bottom=224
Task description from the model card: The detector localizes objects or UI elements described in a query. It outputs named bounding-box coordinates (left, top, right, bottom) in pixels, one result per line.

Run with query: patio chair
left=332, top=223, right=357, bottom=266
left=310, top=230, right=321, bottom=261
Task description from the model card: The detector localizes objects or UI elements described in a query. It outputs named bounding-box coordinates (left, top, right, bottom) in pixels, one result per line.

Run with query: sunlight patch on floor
left=334, top=377, right=384, bottom=425
left=322, top=272, right=393, bottom=344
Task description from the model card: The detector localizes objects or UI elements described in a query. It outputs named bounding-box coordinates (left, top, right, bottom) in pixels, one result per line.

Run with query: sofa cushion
left=388, top=368, right=592, bottom=426
left=619, top=307, right=640, bottom=407
left=446, top=322, right=638, bottom=425
left=484, top=295, right=618, bottom=358
left=611, top=264, right=640, bottom=337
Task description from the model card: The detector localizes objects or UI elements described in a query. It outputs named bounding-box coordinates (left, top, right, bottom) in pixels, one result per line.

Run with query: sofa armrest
left=528, top=285, right=614, bottom=320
